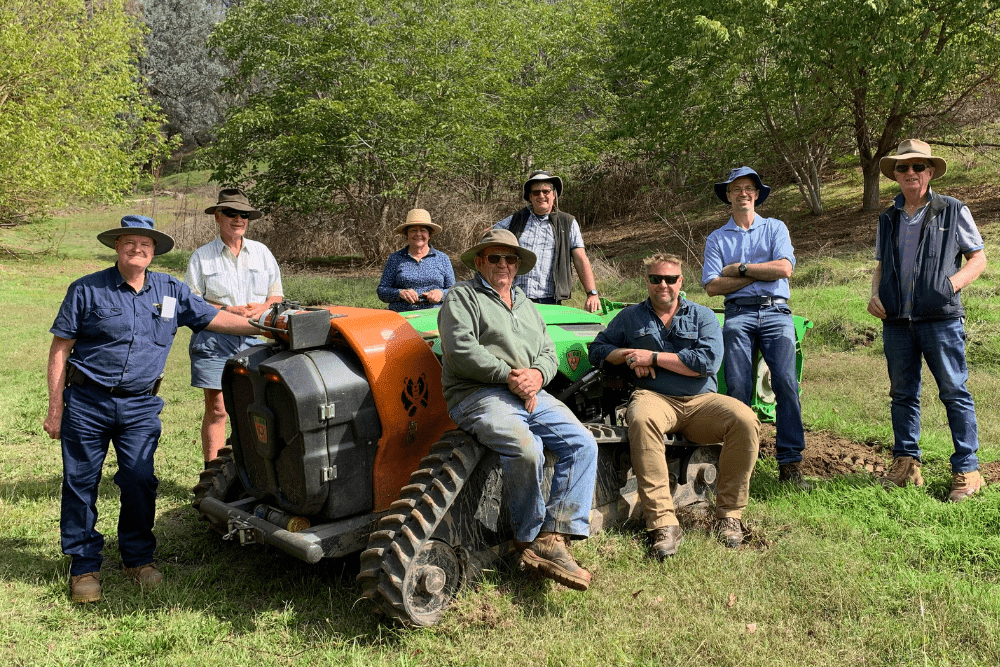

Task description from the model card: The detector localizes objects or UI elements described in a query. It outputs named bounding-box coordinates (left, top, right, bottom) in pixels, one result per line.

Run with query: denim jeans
left=723, top=303, right=805, bottom=465
left=882, top=318, right=979, bottom=472
left=60, top=384, right=163, bottom=576
left=448, top=388, right=598, bottom=543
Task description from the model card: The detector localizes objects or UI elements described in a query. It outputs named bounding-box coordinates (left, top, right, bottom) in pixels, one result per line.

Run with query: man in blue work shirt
left=44, top=215, right=260, bottom=604
left=702, top=166, right=808, bottom=489
left=590, top=254, right=759, bottom=559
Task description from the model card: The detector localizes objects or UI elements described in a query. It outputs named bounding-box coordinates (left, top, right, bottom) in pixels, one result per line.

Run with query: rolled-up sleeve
left=674, top=309, right=723, bottom=377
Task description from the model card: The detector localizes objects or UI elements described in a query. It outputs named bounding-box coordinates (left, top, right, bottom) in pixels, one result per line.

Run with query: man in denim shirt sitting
left=590, top=254, right=759, bottom=558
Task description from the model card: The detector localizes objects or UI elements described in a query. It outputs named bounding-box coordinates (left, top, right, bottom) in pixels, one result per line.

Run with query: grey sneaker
left=717, top=517, right=744, bottom=549
left=880, top=456, right=924, bottom=489
left=648, top=525, right=683, bottom=560
left=779, top=462, right=812, bottom=491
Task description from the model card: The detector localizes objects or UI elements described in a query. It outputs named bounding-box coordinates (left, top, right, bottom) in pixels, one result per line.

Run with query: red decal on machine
left=253, top=415, right=268, bottom=445
left=567, top=349, right=581, bottom=371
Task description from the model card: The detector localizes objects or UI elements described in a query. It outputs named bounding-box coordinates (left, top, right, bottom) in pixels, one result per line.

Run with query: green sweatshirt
left=437, top=277, right=558, bottom=409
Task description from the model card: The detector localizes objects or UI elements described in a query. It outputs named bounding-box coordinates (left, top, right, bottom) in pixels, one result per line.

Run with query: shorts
left=189, top=329, right=258, bottom=390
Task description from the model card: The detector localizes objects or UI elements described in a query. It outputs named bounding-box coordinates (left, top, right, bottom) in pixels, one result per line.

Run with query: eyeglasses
left=648, top=274, right=681, bottom=285
left=219, top=209, right=251, bottom=219
left=894, top=163, right=929, bottom=173
left=728, top=186, right=758, bottom=194
left=482, top=253, right=520, bottom=265
left=530, top=189, right=553, bottom=197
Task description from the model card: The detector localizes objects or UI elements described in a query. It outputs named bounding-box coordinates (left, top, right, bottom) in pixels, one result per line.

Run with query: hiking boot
left=778, top=462, right=812, bottom=491
left=647, top=525, right=683, bottom=560
left=123, top=563, right=163, bottom=589
left=948, top=470, right=982, bottom=503
left=717, top=517, right=744, bottom=549
left=880, top=456, right=924, bottom=489
left=70, top=571, right=101, bottom=603
left=521, top=532, right=591, bottom=591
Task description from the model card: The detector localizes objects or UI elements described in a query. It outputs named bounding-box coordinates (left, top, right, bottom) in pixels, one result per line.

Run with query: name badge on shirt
left=160, top=296, right=176, bottom=320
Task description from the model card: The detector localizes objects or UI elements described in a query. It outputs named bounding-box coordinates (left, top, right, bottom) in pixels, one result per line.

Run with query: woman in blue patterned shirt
left=377, top=209, right=455, bottom=311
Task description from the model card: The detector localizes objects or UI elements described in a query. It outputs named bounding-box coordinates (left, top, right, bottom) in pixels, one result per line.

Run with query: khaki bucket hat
left=392, top=208, right=443, bottom=235
left=879, top=139, right=947, bottom=180
left=460, top=229, right=537, bottom=276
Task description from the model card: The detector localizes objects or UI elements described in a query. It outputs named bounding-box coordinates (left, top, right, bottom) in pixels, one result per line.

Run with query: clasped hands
left=399, top=288, right=444, bottom=305
left=508, top=367, right=544, bottom=413
left=615, top=348, right=657, bottom=379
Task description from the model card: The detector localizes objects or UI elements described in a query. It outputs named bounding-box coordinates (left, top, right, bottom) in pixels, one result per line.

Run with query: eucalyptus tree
left=0, top=0, right=168, bottom=226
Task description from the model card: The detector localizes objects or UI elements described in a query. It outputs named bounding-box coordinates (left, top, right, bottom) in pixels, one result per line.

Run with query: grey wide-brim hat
left=522, top=170, right=564, bottom=202
left=460, top=228, right=536, bottom=276
left=714, top=166, right=771, bottom=206
left=97, top=215, right=175, bottom=255
left=879, top=139, right=947, bottom=180
left=204, top=187, right=263, bottom=220
left=392, top=208, right=443, bottom=235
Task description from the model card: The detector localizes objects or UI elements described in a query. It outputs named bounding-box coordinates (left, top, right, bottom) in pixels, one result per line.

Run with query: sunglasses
left=482, top=253, right=520, bottom=265
left=648, top=274, right=681, bottom=285
left=219, top=209, right=251, bottom=219
left=530, top=189, right=553, bottom=197
left=894, top=163, right=929, bottom=173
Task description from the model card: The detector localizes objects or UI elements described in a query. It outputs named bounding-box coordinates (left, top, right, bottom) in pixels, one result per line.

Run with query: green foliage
left=0, top=0, right=173, bottom=226
left=205, top=0, right=614, bottom=260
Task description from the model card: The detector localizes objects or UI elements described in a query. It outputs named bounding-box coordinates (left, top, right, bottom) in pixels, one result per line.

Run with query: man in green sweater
left=438, top=229, right=598, bottom=591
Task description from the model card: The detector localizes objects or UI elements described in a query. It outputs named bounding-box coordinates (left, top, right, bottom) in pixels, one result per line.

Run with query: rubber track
left=356, top=430, right=484, bottom=626
left=191, top=446, right=239, bottom=535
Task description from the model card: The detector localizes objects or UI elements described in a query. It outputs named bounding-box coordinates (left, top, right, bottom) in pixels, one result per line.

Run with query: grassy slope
left=1, top=164, right=999, bottom=666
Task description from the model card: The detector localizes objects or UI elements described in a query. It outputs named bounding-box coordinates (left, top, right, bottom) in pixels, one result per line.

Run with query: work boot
left=647, top=525, right=683, bottom=560
left=521, top=532, right=591, bottom=591
left=123, top=563, right=163, bottom=589
left=70, top=572, right=101, bottom=604
left=717, top=517, right=744, bottom=549
left=880, top=456, right=924, bottom=489
left=948, top=470, right=982, bottom=503
left=778, top=462, right=812, bottom=491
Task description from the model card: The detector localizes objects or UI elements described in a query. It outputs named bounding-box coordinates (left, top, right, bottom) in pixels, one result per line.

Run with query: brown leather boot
left=70, top=572, right=101, bottom=603
left=880, top=456, right=924, bottom=489
left=123, top=563, right=163, bottom=589
left=521, top=532, right=591, bottom=591
left=948, top=470, right=982, bottom=502
left=648, top=525, right=682, bottom=560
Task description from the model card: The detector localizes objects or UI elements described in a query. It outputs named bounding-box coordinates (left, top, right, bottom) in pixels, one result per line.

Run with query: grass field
left=1, top=181, right=999, bottom=666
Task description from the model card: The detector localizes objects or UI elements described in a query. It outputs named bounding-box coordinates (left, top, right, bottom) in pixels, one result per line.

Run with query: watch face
left=588, top=290, right=599, bottom=296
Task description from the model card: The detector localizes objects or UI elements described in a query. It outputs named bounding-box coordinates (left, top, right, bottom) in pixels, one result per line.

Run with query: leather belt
left=67, top=373, right=157, bottom=397
left=727, top=296, right=788, bottom=307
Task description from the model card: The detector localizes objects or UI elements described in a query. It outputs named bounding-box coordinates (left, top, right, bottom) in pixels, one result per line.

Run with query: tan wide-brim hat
left=204, top=187, right=263, bottom=220
left=97, top=215, right=175, bottom=255
left=879, top=139, right=948, bottom=180
left=392, top=208, right=443, bottom=235
left=460, top=228, right=536, bottom=276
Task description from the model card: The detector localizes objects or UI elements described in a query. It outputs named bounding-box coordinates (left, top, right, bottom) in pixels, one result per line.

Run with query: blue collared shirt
left=51, top=266, right=218, bottom=394
left=494, top=210, right=585, bottom=299
left=702, top=213, right=796, bottom=300
left=589, top=298, right=722, bottom=397
left=377, top=245, right=456, bottom=311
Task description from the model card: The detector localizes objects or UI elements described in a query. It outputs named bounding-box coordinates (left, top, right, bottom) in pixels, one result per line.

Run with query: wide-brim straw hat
left=392, top=208, right=442, bottom=235
left=522, top=170, right=564, bottom=202
left=204, top=187, right=263, bottom=220
left=97, top=215, right=175, bottom=255
left=879, top=139, right=947, bottom=180
left=714, top=166, right=771, bottom=206
left=460, top=228, right=536, bottom=276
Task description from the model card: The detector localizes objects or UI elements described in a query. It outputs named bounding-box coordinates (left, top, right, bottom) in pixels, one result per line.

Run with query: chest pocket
left=665, top=319, right=699, bottom=352
left=150, top=312, right=177, bottom=347
left=202, top=260, right=268, bottom=304
left=87, top=307, right=125, bottom=341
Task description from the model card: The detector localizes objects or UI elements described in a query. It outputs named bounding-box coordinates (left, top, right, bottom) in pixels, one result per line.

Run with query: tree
left=139, top=0, right=232, bottom=147
left=0, top=0, right=169, bottom=226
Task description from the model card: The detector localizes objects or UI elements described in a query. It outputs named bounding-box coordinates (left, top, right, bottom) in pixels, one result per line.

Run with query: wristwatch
left=738, top=263, right=748, bottom=277
left=587, top=289, right=599, bottom=296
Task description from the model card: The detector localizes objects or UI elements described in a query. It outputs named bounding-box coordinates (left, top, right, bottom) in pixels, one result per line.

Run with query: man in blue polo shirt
left=44, top=215, right=260, bottom=604
left=702, top=166, right=808, bottom=489
left=590, top=253, right=759, bottom=558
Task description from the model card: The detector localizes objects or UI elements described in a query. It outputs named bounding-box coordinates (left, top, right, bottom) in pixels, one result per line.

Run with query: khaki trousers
left=626, top=390, right=760, bottom=529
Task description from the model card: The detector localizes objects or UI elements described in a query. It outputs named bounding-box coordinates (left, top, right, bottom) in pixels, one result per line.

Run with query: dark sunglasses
left=482, top=253, right=519, bottom=264
left=219, top=209, right=251, bottom=219
left=894, top=163, right=929, bottom=174
left=648, top=274, right=681, bottom=285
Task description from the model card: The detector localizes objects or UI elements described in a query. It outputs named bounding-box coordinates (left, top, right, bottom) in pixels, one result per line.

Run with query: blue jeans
left=448, top=388, right=598, bottom=543
left=60, top=384, right=163, bottom=575
left=882, top=318, right=979, bottom=472
left=723, top=304, right=805, bottom=465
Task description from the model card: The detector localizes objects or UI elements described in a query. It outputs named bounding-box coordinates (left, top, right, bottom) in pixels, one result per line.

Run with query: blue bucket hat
left=714, top=166, right=771, bottom=206
left=97, top=215, right=175, bottom=255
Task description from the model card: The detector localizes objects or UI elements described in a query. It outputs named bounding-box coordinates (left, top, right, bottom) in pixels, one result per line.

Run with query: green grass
left=2, top=185, right=1000, bottom=666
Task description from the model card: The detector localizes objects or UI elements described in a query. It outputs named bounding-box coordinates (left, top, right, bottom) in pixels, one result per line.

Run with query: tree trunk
left=861, top=163, right=882, bottom=210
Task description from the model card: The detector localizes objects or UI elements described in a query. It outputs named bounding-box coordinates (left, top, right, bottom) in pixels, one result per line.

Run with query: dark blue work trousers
left=60, top=384, right=163, bottom=576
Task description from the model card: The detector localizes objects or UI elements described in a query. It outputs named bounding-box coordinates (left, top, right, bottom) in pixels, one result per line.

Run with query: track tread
left=191, top=446, right=242, bottom=534
left=357, top=430, right=484, bottom=627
